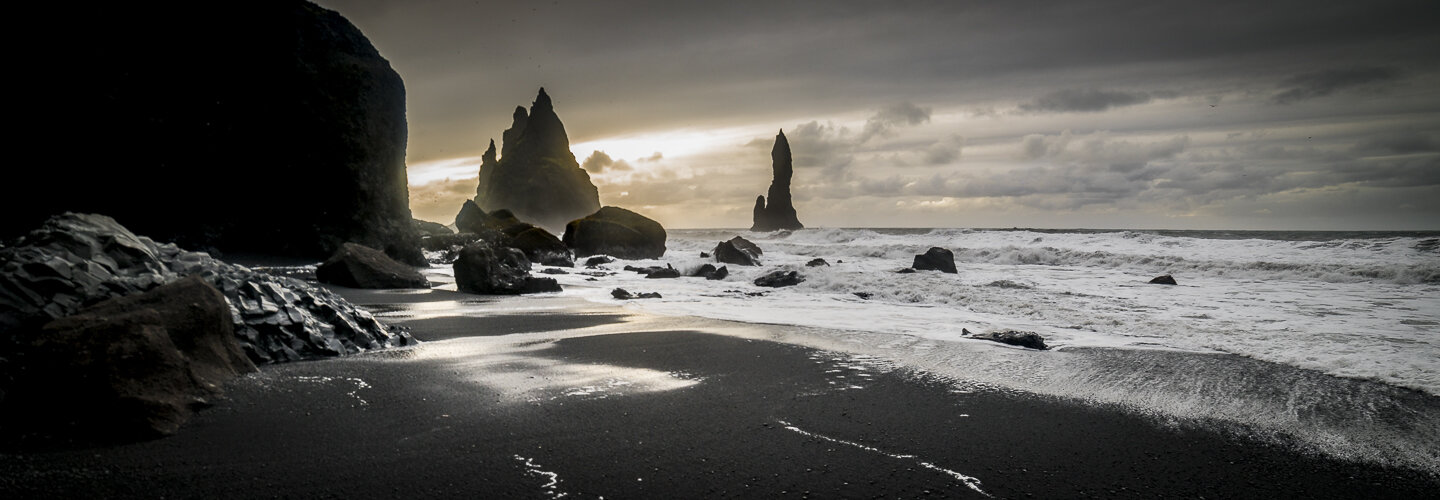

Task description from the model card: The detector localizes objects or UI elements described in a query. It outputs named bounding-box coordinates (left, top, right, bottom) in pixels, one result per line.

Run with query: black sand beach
left=2, top=288, right=1436, bottom=498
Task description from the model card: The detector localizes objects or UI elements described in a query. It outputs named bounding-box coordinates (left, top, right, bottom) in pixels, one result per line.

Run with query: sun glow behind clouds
left=571, top=125, right=773, bottom=167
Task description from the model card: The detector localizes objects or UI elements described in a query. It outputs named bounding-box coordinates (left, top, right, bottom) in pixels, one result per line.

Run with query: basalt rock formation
left=0, top=213, right=414, bottom=366
left=714, top=236, right=763, bottom=266
left=474, top=89, right=602, bottom=231
left=913, top=247, right=958, bottom=274
left=10, top=1, right=422, bottom=264
left=315, top=243, right=430, bottom=289
left=751, top=131, right=805, bottom=232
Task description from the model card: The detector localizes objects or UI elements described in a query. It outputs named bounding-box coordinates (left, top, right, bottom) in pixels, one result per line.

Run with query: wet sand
left=2, top=288, right=1436, bottom=498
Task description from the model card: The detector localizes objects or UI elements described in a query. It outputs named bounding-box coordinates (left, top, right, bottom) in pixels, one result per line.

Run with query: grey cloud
left=924, top=135, right=964, bottom=165
left=859, top=102, right=932, bottom=143
left=1269, top=67, right=1402, bottom=104
left=1351, top=132, right=1440, bottom=156
left=581, top=150, right=632, bottom=173
left=1019, top=89, right=1163, bottom=113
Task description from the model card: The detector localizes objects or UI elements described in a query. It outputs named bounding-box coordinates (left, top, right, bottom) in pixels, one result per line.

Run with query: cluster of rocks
left=454, top=201, right=574, bottom=267
left=0, top=214, right=414, bottom=366
left=612, top=288, right=661, bottom=300
left=453, top=241, right=561, bottom=295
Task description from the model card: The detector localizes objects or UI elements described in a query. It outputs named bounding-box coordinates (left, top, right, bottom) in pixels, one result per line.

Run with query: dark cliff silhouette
left=474, top=89, right=602, bottom=231
left=751, top=130, right=805, bottom=231
left=8, top=1, right=421, bottom=263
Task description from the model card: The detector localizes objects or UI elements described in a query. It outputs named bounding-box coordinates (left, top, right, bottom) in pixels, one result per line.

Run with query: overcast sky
left=316, top=0, right=1440, bottom=230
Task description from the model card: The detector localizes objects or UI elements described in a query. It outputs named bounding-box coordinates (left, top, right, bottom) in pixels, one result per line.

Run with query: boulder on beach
left=751, top=130, right=804, bottom=231
left=473, top=89, right=601, bottom=231
left=755, top=270, right=804, bottom=288
left=584, top=256, right=614, bottom=267
left=714, top=236, right=763, bottom=266
left=507, top=226, right=574, bottom=268
left=970, top=330, right=1049, bottom=350
left=7, top=276, right=254, bottom=440
left=316, top=242, right=430, bottom=289
left=453, top=241, right=560, bottom=295
left=1149, top=274, right=1178, bottom=285
left=806, top=258, right=830, bottom=267
left=0, top=213, right=415, bottom=365
left=8, top=2, right=423, bottom=264
left=563, top=206, right=667, bottom=259
left=912, top=247, right=958, bottom=274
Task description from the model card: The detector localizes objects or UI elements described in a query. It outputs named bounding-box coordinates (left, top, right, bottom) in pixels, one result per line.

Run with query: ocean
left=427, top=227, right=1440, bottom=472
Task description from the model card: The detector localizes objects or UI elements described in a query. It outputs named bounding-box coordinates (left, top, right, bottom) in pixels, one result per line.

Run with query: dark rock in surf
left=699, top=252, right=711, bottom=258
left=8, top=276, right=254, bottom=440
left=971, top=330, right=1049, bottom=350
left=1149, top=274, right=1178, bottom=285
left=584, top=256, right=613, bottom=267
left=895, top=268, right=917, bottom=274
left=473, top=89, right=601, bottom=231
left=316, top=243, right=429, bottom=289
left=853, top=292, right=873, bottom=300
left=612, top=288, right=661, bottom=300
left=714, top=236, right=763, bottom=266
left=453, top=241, right=560, bottom=295
left=751, top=130, right=804, bottom=231
left=708, top=266, right=729, bottom=280
left=806, top=258, right=830, bottom=267
left=8, top=2, right=423, bottom=264
left=645, top=266, right=682, bottom=279
left=912, top=247, right=957, bottom=274
left=754, top=270, right=804, bottom=288
left=563, top=206, right=667, bottom=260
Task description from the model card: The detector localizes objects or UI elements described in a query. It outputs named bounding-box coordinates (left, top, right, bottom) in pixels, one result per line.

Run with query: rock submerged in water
left=912, top=247, right=957, bottom=274
left=1149, top=274, right=1178, bottom=285
left=0, top=213, right=414, bottom=365
left=714, top=236, right=763, bottom=266
left=754, top=270, right=804, bottom=288
left=584, top=256, right=614, bottom=267
left=563, top=206, right=667, bottom=260
left=8, top=2, right=423, bottom=264
left=612, top=288, right=661, bottom=300
left=8, top=276, right=255, bottom=440
left=970, top=330, right=1049, bottom=350
left=688, top=264, right=729, bottom=280
left=751, top=130, right=804, bottom=231
left=473, top=89, right=601, bottom=231
left=316, top=242, right=430, bottom=289
left=452, top=241, right=561, bottom=295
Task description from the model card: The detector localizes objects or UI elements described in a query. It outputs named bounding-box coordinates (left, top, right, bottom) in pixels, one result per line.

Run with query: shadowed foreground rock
left=912, top=247, right=957, bottom=274
left=714, top=236, right=763, bottom=266
left=5, top=276, right=255, bottom=440
left=316, top=243, right=429, bottom=289
left=0, top=213, right=413, bottom=365
left=453, top=242, right=561, bottom=295
left=563, top=206, right=667, bottom=259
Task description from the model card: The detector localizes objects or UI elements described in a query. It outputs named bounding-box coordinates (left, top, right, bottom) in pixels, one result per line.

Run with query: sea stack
left=751, top=130, right=804, bottom=231
left=474, top=88, right=601, bottom=231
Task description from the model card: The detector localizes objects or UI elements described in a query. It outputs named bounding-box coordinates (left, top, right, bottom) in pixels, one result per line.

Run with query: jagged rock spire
left=751, top=130, right=804, bottom=231
left=473, top=88, right=600, bottom=231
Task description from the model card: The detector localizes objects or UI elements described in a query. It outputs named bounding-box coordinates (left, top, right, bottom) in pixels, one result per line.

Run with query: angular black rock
left=316, top=242, right=430, bottom=289
left=611, top=288, right=661, bottom=300
left=714, top=236, right=763, bottom=266
left=1149, top=274, right=1179, bottom=285
left=912, top=247, right=958, bottom=274
left=754, top=270, right=804, bottom=288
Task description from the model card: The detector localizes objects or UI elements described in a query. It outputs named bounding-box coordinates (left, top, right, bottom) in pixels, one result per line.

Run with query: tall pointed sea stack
left=751, top=130, right=804, bottom=231
left=474, top=88, right=601, bottom=231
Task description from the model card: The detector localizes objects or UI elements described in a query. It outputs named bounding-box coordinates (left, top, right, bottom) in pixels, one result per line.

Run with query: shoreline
left=2, top=286, right=1436, bottom=498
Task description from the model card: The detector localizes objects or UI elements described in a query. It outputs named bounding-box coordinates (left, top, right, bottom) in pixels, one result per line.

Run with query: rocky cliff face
left=9, top=1, right=421, bottom=264
left=751, top=131, right=805, bottom=231
left=474, top=89, right=602, bottom=231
